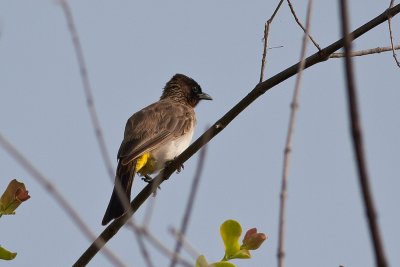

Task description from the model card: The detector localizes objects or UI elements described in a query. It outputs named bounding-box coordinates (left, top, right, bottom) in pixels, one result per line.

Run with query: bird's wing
left=117, top=100, right=195, bottom=165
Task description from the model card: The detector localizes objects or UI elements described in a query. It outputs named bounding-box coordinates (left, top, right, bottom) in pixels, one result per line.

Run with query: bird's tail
left=102, top=160, right=136, bottom=225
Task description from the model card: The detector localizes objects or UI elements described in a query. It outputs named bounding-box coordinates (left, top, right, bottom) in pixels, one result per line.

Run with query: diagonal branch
left=126, top=221, right=194, bottom=267
left=259, top=0, right=285, bottom=82
left=339, top=1, right=388, bottom=267
left=135, top=233, right=154, bottom=267
left=0, top=133, right=126, bottom=267
left=60, top=2, right=148, bottom=259
left=169, top=227, right=201, bottom=260
left=277, top=1, right=313, bottom=267
left=73, top=4, right=400, bottom=266
left=169, top=145, right=207, bottom=267
left=286, top=0, right=322, bottom=51
left=59, top=0, right=115, bottom=180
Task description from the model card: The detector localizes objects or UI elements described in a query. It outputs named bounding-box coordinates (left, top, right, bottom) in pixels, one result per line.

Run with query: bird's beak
left=198, top=92, right=213, bottom=101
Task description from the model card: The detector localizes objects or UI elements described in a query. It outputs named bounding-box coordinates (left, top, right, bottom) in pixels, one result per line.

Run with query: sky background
left=1, top=1, right=399, bottom=266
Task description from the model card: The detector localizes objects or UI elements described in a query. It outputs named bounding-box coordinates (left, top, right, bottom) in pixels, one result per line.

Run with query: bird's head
left=161, top=74, right=212, bottom=107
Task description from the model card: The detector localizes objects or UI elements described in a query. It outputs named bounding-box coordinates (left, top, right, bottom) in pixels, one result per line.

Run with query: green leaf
left=220, top=219, right=242, bottom=260
left=232, top=249, right=251, bottom=259
left=196, top=255, right=209, bottom=267
left=210, top=261, right=236, bottom=267
left=196, top=256, right=237, bottom=267
left=0, top=246, right=17, bottom=260
left=0, top=179, right=30, bottom=216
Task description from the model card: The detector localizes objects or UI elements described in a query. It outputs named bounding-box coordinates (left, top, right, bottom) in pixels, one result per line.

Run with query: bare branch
left=169, top=227, right=201, bottom=260
left=126, top=220, right=154, bottom=267
left=387, top=0, right=400, bottom=67
left=126, top=221, right=194, bottom=267
left=73, top=4, right=400, bottom=265
left=260, top=0, right=285, bottom=82
left=286, top=0, right=322, bottom=51
left=331, top=44, right=400, bottom=58
left=169, top=145, right=207, bottom=267
left=277, top=1, right=313, bottom=267
left=339, top=1, right=388, bottom=267
left=143, top=193, right=157, bottom=226
left=59, top=0, right=115, bottom=180
left=0, top=133, right=126, bottom=267
left=59, top=1, right=146, bottom=244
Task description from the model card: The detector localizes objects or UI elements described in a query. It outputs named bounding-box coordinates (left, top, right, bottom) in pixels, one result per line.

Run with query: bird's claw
left=141, top=175, right=161, bottom=193
left=176, top=163, right=184, bottom=174
left=167, top=158, right=184, bottom=174
left=141, top=175, right=153, bottom=183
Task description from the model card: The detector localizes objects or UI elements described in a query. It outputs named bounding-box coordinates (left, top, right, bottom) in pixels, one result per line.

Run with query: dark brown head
left=160, top=74, right=212, bottom=107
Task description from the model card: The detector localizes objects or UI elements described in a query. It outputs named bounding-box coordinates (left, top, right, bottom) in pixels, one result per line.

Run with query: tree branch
left=73, top=4, right=400, bottom=266
left=387, top=0, right=400, bottom=68
left=277, top=1, right=313, bottom=266
left=60, top=0, right=115, bottom=180
left=330, top=44, right=400, bottom=58
left=126, top=221, right=194, bottom=267
left=169, top=145, right=207, bottom=267
left=286, top=0, right=321, bottom=51
left=0, top=133, right=126, bottom=267
left=259, top=0, right=285, bottom=82
left=340, top=1, right=389, bottom=267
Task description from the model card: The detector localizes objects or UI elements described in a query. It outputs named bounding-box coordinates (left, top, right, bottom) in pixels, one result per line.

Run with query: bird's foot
left=165, top=159, right=184, bottom=175
left=141, top=175, right=153, bottom=183
left=141, top=175, right=161, bottom=194
left=176, top=163, right=184, bottom=173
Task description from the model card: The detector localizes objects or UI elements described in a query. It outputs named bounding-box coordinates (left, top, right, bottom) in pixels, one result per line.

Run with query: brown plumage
left=102, top=74, right=212, bottom=225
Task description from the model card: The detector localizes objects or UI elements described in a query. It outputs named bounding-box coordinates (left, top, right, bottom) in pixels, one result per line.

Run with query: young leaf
left=231, top=249, right=251, bottom=259
left=0, top=246, right=17, bottom=260
left=210, top=261, right=236, bottom=267
left=241, top=228, right=267, bottom=250
left=196, top=255, right=209, bottom=267
left=220, top=220, right=242, bottom=260
left=0, top=179, right=30, bottom=216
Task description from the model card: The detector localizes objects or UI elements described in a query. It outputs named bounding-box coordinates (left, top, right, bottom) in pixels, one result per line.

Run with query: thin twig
left=143, top=194, right=157, bottom=226
left=0, top=133, right=126, bottom=267
left=127, top=221, right=194, bottom=267
left=286, top=0, right=321, bottom=51
left=169, top=145, right=208, bottom=267
left=59, top=3, right=135, bottom=230
left=260, top=0, right=285, bottom=82
left=260, top=23, right=270, bottom=83
left=141, top=228, right=194, bottom=267
left=61, top=0, right=142, bottom=233
left=59, top=0, right=115, bottom=180
left=339, top=1, right=389, bottom=267
left=277, top=2, right=313, bottom=267
left=73, top=5, right=400, bottom=265
left=169, top=227, right=201, bottom=260
left=135, top=233, right=154, bottom=267
left=331, top=44, right=400, bottom=58
left=61, top=1, right=146, bottom=243
left=126, top=220, right=154, bottom=267
left=387, top=0, right=400, bottom=67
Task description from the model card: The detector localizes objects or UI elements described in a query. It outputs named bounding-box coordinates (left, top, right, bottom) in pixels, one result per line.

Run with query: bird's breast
left=150, top=128, right=194, bottom=171
left=135, top=128, right=195, bottom=176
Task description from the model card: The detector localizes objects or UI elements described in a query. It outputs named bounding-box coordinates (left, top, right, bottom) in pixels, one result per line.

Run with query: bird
left=101, top=73, right=212, bottom=225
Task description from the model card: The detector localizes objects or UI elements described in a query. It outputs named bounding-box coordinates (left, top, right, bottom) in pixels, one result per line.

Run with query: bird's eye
left=192, top=86, right=200, bottom=94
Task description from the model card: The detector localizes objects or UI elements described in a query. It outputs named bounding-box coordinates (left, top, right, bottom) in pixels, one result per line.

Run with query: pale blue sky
left=1, top=1, right=399, bottom=266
